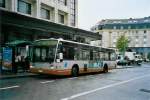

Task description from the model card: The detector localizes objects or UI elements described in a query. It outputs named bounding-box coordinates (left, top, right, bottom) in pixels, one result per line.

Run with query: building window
left=113, top=26, right=116, bottom=29
left=41, top=8, right=50, bottom=20
left=113, top=44, right=116, bottom=47
left=120, top=26, right=124, bottom=29
left=113, top=39, right=116, bottom=43
left=0, top=0, right=5, bottom=8
left=144, top=38, right=146, bottom=42
left=70, top=0, right=76, bottom=26
left=70, top=14, right=75, bottom=26
left=143, top=41, right=147, bottom=47
left=58, top=0, right=67, bottom=6
left=143, top=35, right=147, bottom=39
left=64, top=0, right=67, bottom=6
left=135, top=44, right=138, bottom=47
left=136, top=36, right=139, bottom=39
left=128, top=26, right=131, bottom=29
left=18, top=0, right=31, bottom=15
left=59, top=14, right=64, bottom=24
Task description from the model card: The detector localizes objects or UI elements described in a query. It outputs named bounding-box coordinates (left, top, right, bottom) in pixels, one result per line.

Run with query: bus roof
left=33, top=38, right=115, bottom=52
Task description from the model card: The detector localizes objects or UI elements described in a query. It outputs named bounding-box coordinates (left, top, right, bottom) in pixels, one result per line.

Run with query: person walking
left=15, top=53, right=21, bottom=73
left=25, top=56, right=30, bottom=72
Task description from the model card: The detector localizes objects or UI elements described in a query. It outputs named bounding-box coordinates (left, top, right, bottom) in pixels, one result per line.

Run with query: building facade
left=91, top=17, right=150, bottom=57
left=0, top=0, right=78, bottom=27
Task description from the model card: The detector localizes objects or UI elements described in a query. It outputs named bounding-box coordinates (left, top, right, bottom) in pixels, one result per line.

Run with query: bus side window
left=82, top=50, right=90, bottom=60
left=105, top=53, right=109, bottom=61
left=108, top=52, right=111, bottom=60
left=59, top=45, right=63, bottom=53
left=90, top=50, right=93, bottom=60
left=111, top=53, right=116, bottom=61
left=74, top=48, right=79, bottom=60
left=99, top=52, right=103, bottom=60
left=63, top=46, right=74, bottom=60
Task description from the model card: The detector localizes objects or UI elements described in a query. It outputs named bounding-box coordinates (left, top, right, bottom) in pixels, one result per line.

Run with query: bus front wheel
left=71, top=65, right=79, bottom=77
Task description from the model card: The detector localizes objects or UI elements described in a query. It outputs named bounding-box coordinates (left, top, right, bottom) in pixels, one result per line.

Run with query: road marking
left=61, top=74, right=150, bottom=100
left=0, top=85, right=20, bottom=90
left=68, top=77, right=78, bottom=80
left=40, top=80, right=55, bottom=84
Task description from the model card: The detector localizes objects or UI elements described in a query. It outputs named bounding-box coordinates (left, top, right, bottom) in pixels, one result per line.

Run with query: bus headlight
left=50, top=67, right=55, bottom=69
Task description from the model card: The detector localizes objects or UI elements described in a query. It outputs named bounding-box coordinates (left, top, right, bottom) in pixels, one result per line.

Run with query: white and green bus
left=29, top=38, right=117, bottom=76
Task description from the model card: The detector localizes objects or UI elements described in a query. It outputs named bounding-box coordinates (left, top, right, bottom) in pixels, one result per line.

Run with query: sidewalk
left=116, top=64, right=142, bottom=69
left=116, top=65, right=134, bottom=69
left=0, top=72, right=38, bottom=80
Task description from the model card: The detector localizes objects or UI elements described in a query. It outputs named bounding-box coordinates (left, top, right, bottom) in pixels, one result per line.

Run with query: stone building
left=91, top=17, right=150, bottom=57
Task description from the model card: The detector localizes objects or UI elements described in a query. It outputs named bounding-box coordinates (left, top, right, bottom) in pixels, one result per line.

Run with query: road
left=0, top=63, right=150, bottom=100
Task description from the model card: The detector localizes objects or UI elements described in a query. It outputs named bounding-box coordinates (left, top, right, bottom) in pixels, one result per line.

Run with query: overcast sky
left=78, top=0, right=150, bottom=30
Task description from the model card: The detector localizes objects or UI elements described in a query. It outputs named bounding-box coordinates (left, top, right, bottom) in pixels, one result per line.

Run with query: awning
left=6, top=40, right=32, bottom=47
left=0, top=9, right=101, bottom=40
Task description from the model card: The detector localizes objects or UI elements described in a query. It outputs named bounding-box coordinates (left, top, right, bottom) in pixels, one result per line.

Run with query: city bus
left=29, top=38, right=117, bottom=76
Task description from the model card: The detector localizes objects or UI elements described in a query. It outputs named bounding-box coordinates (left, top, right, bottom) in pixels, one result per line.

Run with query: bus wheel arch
left=103, top=64, right=108, bottom=73
left=71, top=64, right=79, bottom=77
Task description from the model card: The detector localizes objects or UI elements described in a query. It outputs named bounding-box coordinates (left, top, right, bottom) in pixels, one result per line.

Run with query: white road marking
left=61, top=74, right=150, bottom=100
left=0, top=85, right=20, bottom=90
left=40, top=80, right=55, bottom=84
left=68, top=77, right=78, bottom=80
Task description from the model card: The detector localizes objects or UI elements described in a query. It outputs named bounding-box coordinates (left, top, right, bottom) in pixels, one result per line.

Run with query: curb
left=116, top=65, right=142, bottom=69
left=0, top=73, right=38, bottom=80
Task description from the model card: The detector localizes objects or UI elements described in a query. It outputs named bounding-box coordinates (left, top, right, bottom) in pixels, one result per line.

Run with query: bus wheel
left=71, top=65, right=79, bottom=77
left=103, top=64, right=108, bottom=73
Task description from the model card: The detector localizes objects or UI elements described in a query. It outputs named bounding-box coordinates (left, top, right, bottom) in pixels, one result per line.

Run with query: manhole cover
left=140, top=89, right=150, bottom=93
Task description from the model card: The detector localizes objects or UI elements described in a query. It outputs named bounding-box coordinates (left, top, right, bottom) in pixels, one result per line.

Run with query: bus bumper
left=30, top=68, right=71, bottom=76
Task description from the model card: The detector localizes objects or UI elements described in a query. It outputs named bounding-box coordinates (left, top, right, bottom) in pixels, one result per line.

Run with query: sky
left=78, top=0, right=150, bottom=30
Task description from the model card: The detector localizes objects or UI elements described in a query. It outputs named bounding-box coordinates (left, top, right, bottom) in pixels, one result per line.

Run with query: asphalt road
left=0, top=63, right=150, bottom=100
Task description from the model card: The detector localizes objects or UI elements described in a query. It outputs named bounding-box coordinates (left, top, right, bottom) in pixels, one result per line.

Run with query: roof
left=6, top=40, right=32, bottom=46
left=1, top=9, right=101, bottom=40
left=91, top=17, right=150, bottom=30
left=98, top=17, right=150, bottom=25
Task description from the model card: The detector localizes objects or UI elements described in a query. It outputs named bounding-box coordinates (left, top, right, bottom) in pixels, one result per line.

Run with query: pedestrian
left=21, top=55, right=25, bottom=72
left=25, top=56, right=30, bottom=72
left=15, top=53, right=21, bottom=73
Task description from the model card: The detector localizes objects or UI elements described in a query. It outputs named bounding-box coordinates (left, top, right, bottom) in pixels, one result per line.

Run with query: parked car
left=117, top=55, right=129, bottom=66
left=125, top=52, right=136, bottom=65
left=143, top=58, right=150, bottom=62
left=134, top=54, right=142, bottom=65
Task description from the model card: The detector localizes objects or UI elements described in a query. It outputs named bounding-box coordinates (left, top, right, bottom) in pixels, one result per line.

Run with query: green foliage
left=116, top=35, right=128, bottom=53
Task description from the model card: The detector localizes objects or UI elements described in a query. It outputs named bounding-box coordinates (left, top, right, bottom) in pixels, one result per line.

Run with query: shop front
left=1, top=41, right=31, bottom=74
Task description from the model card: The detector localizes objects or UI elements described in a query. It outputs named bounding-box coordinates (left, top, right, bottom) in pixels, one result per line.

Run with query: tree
left=116, top=35, right=128, bottom=55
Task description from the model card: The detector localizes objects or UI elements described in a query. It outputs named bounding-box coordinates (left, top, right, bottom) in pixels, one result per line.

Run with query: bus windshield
left=30, top=40, right=58, bottom=63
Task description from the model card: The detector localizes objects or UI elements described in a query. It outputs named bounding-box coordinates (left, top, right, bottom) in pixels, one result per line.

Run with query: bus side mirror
left=56, top=53, right=63, bottom=62
left=59, top=53, right=63, bottom=60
